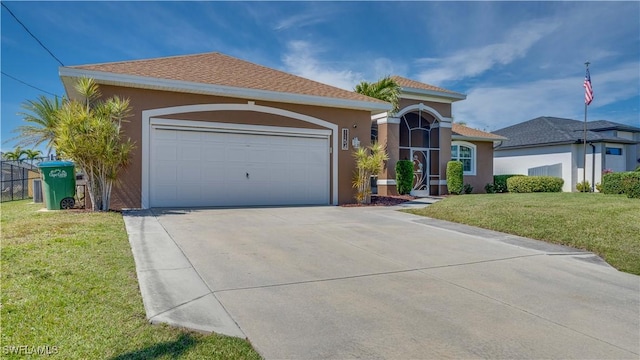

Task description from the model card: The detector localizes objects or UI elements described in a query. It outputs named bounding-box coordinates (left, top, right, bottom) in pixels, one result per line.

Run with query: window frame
left=451, top=141, right=477, bottom=176
left=605, top=147, right=623, bottom=156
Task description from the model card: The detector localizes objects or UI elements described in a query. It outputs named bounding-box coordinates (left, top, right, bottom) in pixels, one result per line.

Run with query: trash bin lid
left=38, top=160, right=74, bottom=168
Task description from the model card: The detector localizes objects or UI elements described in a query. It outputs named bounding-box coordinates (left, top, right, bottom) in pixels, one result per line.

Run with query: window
left=451, top=142, right=476, bottom=175
left=605, top=147, right=622, bottom=155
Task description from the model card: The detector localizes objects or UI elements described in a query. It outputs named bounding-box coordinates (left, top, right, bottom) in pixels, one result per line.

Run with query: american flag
left=584, top=68, right=593, bottom=105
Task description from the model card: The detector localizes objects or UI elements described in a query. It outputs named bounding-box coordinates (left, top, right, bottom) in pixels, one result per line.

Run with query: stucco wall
left=461, top=141, right=494, bottom=193
left=96, top=85, right=373, bottom=209
left=494, top=144, right=574, bottom=192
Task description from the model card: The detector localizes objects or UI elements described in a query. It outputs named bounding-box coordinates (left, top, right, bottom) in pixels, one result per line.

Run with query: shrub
left=635, top=165, right=640, bottom=172
left=485, top=183, right=496, bottom=194
left=601, top=172, right=627, bottom=194
left=446, top=161, right=463, bottom=195
left=493, top=174, right=521, bottom=193
left=353, top=142, right=388, bottom=204
left=507, top=176, right=564, bottom=193
left=603, top=171, right=640, bottom=197
left=622, top=176, right=640, bottom=198
left=395, top=160, right=414, bottom=195
left=576, top=181, right=592, bottom=192
left=595, top=182, right=602, bottom=192
left=463, top=183, right=473, bottom=194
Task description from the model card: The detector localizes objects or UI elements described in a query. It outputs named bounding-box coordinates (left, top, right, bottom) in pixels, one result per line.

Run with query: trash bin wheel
left=60, top=197, right=75, bottom=210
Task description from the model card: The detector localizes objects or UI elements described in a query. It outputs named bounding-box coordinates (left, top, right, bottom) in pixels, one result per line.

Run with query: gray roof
left=493, top=116, right=640, bottom=150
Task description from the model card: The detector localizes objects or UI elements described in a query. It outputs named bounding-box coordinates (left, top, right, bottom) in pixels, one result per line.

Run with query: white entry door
left=150, top=126, right=329, bottom=207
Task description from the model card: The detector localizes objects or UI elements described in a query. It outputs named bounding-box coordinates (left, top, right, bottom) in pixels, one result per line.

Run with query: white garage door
left=150, top=125, right=330, bottom=207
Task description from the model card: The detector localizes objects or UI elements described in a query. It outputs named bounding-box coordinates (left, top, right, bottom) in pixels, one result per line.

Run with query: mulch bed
left=341, top=195, right=419, bottom=207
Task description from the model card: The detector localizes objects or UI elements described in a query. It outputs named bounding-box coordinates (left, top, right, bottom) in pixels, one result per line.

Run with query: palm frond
left=354, top=76, right=400, bottom=113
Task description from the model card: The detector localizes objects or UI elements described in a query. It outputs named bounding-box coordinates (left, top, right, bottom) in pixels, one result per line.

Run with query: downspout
left=590, top=143, right=596, bottom=192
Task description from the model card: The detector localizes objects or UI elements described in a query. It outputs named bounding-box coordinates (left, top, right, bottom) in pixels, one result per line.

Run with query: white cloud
left=282, top=40, right=363, bottom=90
left=274, top=12, right=327, bottom=31
left=416, top=18, right=560, bottom=86
left=453, top=62, right=640, bottom=131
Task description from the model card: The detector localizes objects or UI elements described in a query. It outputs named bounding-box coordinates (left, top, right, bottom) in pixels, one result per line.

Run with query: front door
left=410, top=149, right=430, bottom=196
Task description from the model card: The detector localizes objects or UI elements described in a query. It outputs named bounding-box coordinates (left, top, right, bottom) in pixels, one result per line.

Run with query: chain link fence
left=1, top=160, right=42, bottom=202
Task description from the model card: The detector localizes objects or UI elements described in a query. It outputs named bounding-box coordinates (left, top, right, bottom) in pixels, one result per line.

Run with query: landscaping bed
left=341, top=194, right=418, bottom=207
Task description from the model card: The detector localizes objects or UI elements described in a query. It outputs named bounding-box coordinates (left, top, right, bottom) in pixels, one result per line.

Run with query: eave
left=59, top=67, right=392, bottom=114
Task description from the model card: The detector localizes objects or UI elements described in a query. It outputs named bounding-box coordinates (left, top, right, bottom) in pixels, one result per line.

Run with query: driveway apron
left=123, top=206, right=639, bottom=359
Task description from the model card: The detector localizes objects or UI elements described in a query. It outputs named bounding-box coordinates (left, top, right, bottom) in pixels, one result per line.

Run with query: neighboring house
left=60, top=52, right=390, bottom=209
left=373, top=76, right=504, bottom=196
left=493, top=116, right=640, bottom=192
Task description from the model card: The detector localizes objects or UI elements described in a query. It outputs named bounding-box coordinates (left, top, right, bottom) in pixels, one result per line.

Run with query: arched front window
left=451, top=141, right=476, bottom=175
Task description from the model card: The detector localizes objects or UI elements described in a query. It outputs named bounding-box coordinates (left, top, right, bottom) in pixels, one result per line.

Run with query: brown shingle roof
left=452, top=123, right=506, bottom=140
left=391, top=75, right=464, bottom=97
left=69, top=52, right=387, bottom=105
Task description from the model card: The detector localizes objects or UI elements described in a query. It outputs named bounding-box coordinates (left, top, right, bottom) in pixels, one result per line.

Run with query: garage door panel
left=155, top=129, right=177, bottom=140
left=154, top=164, right=178, bottom=183
left=180, top=145, right=201, bottom=160
left=179, top=131, right=202, bottom=142
left=155, top=143, right=178, bottom=160
left=151, top=126, right=329, bottom=207
left=202, top=144, right=228, bottom=161
left=154, top=185, right=178, bottom=203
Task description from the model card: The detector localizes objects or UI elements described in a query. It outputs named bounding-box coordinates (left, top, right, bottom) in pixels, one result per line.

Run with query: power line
left=2, top=3, right=64, bottom=66
left=1, top=71, right=58, bottom=97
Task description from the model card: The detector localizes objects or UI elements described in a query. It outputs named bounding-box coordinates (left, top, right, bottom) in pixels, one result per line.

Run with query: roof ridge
left=64, top=52, right=390, bottom=107
left=69, top=51, right=223, bottom=69
left=390, top=75, right=464, bottom=96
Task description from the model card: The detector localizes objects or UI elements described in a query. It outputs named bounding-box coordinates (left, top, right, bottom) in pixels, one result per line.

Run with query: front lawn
left=1, top=200, right=261, bottom=359
left=405, top=193, right=640, bottom=275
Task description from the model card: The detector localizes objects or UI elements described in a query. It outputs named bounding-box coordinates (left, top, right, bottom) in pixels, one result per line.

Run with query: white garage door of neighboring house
left=150, top=124, right=330, bottom=208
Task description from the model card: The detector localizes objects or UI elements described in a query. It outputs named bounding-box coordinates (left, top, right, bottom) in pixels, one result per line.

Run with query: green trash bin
left=38, top=161, right=76, bottom=210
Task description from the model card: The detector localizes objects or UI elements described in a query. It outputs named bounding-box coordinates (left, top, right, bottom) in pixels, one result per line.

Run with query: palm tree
left=3, top=147, right=27, bottom=162
left=354, top=76, right=400, bottom=113
left=352, top=142, right=388, bottom=204
left=56, top=77, right=135, bottom=211
left=12, top=95, right=64, bottom=156
left=23, top=149, right=43, bottom=167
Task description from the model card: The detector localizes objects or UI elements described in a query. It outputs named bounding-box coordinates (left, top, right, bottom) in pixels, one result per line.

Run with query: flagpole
left=583, top=61, right=590, bottom=189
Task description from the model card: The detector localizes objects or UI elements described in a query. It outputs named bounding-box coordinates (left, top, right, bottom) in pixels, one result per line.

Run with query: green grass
left=1, top=200, right=261, bottom=359
left=405, top=193, right=640, bottom=275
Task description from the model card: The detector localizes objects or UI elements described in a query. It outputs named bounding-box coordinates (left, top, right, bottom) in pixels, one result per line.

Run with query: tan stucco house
left=59, top=52, right=501, bottom=209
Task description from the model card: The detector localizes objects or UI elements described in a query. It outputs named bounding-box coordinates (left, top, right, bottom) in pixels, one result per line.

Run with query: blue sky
left=2, top=1, right=639, bottom=153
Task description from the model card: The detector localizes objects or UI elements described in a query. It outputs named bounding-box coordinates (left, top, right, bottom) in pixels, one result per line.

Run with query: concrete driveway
left=123, top=205, right=639, bottom=359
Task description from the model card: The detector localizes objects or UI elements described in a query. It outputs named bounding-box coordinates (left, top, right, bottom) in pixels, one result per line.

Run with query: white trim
left=439, top=121, right=452, bottom=128
left=59, top=67, right=391, bottom=113
left=151, top=118, right=332, bottom=138
left=400, top=87, right=466, bottom=101
left=377, top=116, right=401, bottom=125
left=142, top=103, right=339, bottom=208
left=399, top=93, right=455, bottom=104
left=371, top=112, right=389, bottom=122
left=451, top=141, right=477, bottom=176
left=396, top=103, right=452, bottom=124
left=430, top=180, right=447, bottom=185
left=452, top=135, right=503, bottom=142
left=376, top=179, right=397, bottom=185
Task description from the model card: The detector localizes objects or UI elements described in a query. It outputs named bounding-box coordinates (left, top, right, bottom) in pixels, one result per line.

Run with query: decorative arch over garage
left=141, top=102, right=339, bottom=208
